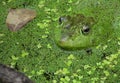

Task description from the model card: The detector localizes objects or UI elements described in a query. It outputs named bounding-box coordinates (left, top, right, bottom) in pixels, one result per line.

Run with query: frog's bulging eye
left=59, top=17, right=63, bottom=24
left=81, top=25, right=90, bottom=35
left=59, top=17, right=66, bottom=24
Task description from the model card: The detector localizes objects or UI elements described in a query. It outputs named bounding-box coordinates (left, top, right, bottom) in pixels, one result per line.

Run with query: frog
left=54, top=0, right=119, bottom=50
left=54, top=14, right=114, bottom=50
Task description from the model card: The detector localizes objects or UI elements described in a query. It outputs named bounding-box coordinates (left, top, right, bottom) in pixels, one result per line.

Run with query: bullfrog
left=54, top=14, right=114, bottom=50
left=54, top=0, right=120, bottom=50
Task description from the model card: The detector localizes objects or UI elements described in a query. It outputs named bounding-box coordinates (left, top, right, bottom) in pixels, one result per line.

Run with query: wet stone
left=6, top=8, right=36, bottom=31
left=0, top=64, right=34, bottom=83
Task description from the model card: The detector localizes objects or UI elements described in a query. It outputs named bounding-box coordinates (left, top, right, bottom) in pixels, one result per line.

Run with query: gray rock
left=0, top=64, right=34, bottom=83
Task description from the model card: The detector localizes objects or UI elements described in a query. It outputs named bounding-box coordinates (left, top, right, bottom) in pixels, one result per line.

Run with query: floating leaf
left=103, top=70, right=110, bottom=76
left=62, top=68, right=69, bottom=75
left=66, top=60, right=72, bottom=66
left=67, top=54, right=75, bottom=60
left=37, top=43, right=42, bottom=48
left=42, top=35, right=48, bottom=38
left=11, top=55, right=19, bottom=60
left=21, top=50, right=29, bottom=57
left=47, top=44, right=52, bottom=49
left=36, top=70, right=44, bottom=75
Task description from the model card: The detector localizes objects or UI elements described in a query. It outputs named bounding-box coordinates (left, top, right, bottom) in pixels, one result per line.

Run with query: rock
left=0, top=64, right=34, bottom=83
left=6, top=8, right=36, bottom=31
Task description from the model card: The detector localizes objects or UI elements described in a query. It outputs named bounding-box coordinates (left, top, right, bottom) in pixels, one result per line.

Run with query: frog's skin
left=54, top=14, right=114, bottom=50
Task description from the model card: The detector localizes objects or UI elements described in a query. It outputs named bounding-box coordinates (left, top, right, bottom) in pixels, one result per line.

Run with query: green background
left=0, top=0, right=120, bottom=83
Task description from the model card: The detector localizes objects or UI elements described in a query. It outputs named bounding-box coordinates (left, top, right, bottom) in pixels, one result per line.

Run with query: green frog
left=54, top=14, right=113, bottom=50
left=54, top=0, right=119, bottom=50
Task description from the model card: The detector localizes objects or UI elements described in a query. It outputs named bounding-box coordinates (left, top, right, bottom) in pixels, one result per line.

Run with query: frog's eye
left=59, top=17, right=65, bottom=24
left=81, top=25, right=90, bottom=35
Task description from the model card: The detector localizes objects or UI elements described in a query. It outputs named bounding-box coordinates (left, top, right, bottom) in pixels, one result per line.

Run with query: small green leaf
left=118, top=41, right=120, bottom=45
left=102, top=45, right=107, bottom=50
left=2, top=1, right=6, bottom=5
left=37, top=43, right=42, bottom=48
left=11, top=55, right=19, bottom=60
left=84, top=65, right=90, bottom=69
left=62, top=68, right=69, bottom=75
left=68, top=0, right=73, bottom=3
left=11, top=62, right=16, bottom=66
left=47, top=44, right=52, bottom=49
left=8, top=0, right=13, bottom=2
left=42, top=35, right=48, bottom=38
left=77, top=69, right=81, bottom=72
left=51, top=9, right=57, bottom=12
left=96, top=45, right=101, bottom=49
left=23, top=68, right=27, bottom=72
left=72, top=73, right=78, bottom=77
left=66, top=60, right=72, bottom=66
left=44, top=7, right=51, bottom=12
left=68, top=7, right=72, bottom=12
left=60, top=78, right=65, bottom=82
left=103, top=70, right=110, bottom=76
left=91, top=77, right=99, bottom=82
left=36, top=70, right=45, bottom=75
left=0, top=41, right=4, bottom=44
left=31, top=70, right=35, bottom=74
left=55, top=69, right=62, bottom=75
left=38, top=1, right=45, bottom=8
left=87, top=71, right=92, bottom=75
left=73, top=80, right=81, bottom=83
left=0, top=34, right=4, bottom=37
left=68, top=54, right=75, bottom=60
left=65, top=76, right=70, bottom=81
left=37, top=22, right=48, bottom=29
left=78, top=76, right=83, bottom=80
left=113, top=74, right=117, bottom=77
left=102, top=60, right=110, bottom=65
left=45, top=30, right=49, bottom=34
left=53, top=80, right=57, bottom=83
left=21, top=50, right=29, bottom=57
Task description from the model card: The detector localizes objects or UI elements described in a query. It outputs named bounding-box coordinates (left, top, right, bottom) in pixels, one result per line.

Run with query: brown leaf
left=6, top=8, right=36, bottom=31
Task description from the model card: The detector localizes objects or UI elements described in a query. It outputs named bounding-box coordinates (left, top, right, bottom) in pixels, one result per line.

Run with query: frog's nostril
left=81, top=25, right=90, bottom=35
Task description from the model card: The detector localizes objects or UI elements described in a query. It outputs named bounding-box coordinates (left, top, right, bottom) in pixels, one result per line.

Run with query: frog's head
left=54, top=14, right=112, bottom=50
left=59, top=14, right=95, bottom=36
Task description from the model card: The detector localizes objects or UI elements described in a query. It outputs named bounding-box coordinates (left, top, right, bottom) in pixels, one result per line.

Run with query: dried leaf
left=6, top=8, right=36, bottom=31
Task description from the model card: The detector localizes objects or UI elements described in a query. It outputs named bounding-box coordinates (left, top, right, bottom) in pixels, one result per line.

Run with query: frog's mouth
left=60, top=35, right=69, bottom=42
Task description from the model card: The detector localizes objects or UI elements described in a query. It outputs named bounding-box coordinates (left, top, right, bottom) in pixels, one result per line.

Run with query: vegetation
left=0, top=0, right=120, bottom=83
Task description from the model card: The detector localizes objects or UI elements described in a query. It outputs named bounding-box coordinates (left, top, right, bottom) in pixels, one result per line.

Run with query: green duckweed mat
left=0, top=0, right=120, bottom=83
